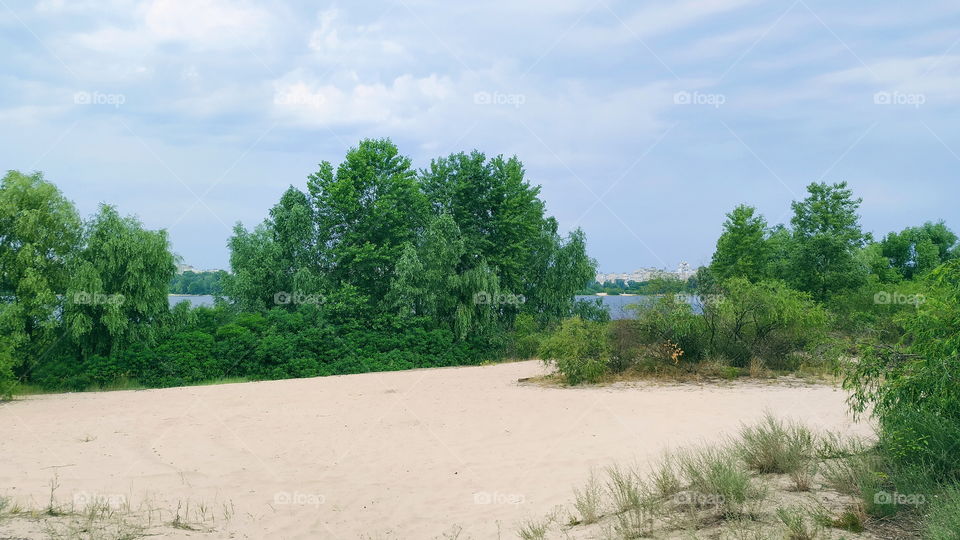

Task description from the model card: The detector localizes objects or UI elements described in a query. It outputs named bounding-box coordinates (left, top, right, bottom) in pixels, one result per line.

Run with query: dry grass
left=0, top=481, right=234, bottom=540
left=517, top=416, right=885, bottom=540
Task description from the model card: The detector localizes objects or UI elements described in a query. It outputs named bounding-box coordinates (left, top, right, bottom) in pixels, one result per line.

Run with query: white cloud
left=145, top=0, right=271, bottom=49
left=307, top=8, right=406, bottom=63
left=271, top=72, right=454, bottom=126
left=70, top=0, right=272, bottom=57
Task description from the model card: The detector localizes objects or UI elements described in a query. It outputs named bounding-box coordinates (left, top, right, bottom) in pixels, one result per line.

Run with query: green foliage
left=308, top=138, right=428, bottom=302
left=0, top=170, right=82, bottom=387
left=736, top=414, right=815, bottom=475
left=421, top=150, right=596, bottom=323
left=878, top=408, right=960, bottom=484
left=704, top=278, right=830, bottom=368
left=879, top=221, right=957, bottom=281
left=539, top=317, right=609, bottom=384
left=509, top=313, right=544, bottom=359
left=675, top=445, right=761, bottom=517
left=826, top=277, right=923, bottom=339
left=847, top=260, right=960, bottom=425
left=788, top=181, right=869, bottom=301
left=711, top=204, right=770, bottom=282
left=633, top=294, right=706, bottom=362
left=924, top=484, right=960, bottom=540
left=571, top=297, right=611, bottom=323
left=64, top=205, right=175, bottom=358
left=169, top=270, right=226, bottom=295
left=629, top=279, right=829, bottom=369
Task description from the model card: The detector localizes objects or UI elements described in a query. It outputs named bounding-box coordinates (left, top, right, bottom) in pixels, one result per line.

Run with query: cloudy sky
left=2, top=0, right=958, bottom=272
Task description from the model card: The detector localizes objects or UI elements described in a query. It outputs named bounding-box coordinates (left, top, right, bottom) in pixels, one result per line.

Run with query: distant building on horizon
left=594, top=262, right=696, bottom=284
left=176, top=263, right=227, bottom=275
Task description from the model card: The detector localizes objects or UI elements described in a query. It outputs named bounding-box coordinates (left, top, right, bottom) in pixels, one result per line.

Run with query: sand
left=0, top=360, right=869, bottom=539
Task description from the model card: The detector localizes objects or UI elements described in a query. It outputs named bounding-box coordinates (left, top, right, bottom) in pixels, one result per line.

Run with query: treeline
left=541, top=181, right=957, bottom=382
left=168, top=270, right=226, bottom=295
left=537, top=181, right=960, bottom=536
left=578, top=276, right=692, bottom=295
left=0, top=139, right=597, bottom=394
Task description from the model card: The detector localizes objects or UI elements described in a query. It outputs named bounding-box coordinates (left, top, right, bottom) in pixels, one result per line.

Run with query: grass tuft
left=573, top=471, right=604, bottom=524
left=735, top=413, right=815, bottom=475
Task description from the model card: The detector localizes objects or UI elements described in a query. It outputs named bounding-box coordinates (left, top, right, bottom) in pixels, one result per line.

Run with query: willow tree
left=0, top=171, right=81, bottom=393
left=65, top=204, right=175, bottom=358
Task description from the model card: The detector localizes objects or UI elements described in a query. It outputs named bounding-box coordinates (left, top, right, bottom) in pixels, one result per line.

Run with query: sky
left=1, top=0, right=958, bottom=272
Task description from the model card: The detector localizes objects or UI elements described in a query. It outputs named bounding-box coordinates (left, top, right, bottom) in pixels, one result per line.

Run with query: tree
left=223, top=222, right=285, bottom=311
left=535, top=228, right=597, bottom=322
left=308, top=138, right=428, bottom=301
left=788, top=181, right=869, bottom=300
left=710, top=205, right=769, bottom=282
left=224, top=187, right=325, bottom=311
left=763, top=224, right=794, bottom=280
left=420, top=152, right=553, bottom=297
left=388, top=213, right=465, bottom=321
left=64, top=204, right=176, bottom=358
left=879, top=221, right=958, bottom=280
left=0, top=171, right=82, bottom=388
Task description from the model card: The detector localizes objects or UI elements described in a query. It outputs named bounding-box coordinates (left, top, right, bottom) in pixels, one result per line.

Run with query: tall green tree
left=788, top=181, right=869, bottom=300
left=223, top=222, right=285, bottom=311
left=763, top=224, right=794, bottom=280
left=420, top=152, right=551, bottom=294
left=420, top=151, right=593, bottom=321
left=308, top=138, right=428, bottom=301
left=537, top=228, right=597, bottom=321
left=64, top=205, right=175, bottom=358
left=224, top=187, right=325, bottom=311
left=0, top=171, right=82, bottom=389
left=879, top=221, right=958, bottom=280
left=710, top=204, right=769, bottom=282
left=388, top=213, right=464, bottom=321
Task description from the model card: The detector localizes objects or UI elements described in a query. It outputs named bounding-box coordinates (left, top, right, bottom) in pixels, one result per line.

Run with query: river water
left=171, top=294, right=692, bottom=320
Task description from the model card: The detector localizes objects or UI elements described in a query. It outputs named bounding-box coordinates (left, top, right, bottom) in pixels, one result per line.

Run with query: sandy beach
left=1, top=361, right=868, bottom=539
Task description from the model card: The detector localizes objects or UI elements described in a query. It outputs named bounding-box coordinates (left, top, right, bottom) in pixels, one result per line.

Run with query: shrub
left=607, top=319, right=642, bottom=373
left=510, top=313, right=544, bottom=359
left=879, top=408, right=960, bottom=484
left=924, top=484, right=960, bottom=540
left=776, top=506, right=820, bottom=540
left=736, top=414, right=815, bottom=475
left=826, top=279, right=920, bottom=340
left=606, top=464, right=644, bottom=513
left=539, top=317, right=609, bottom=384
left=675, top=445, right=761, bottom=517
left=846, top=260, right=960, bottom=482
left=703, top=278, right=830, bottom=368
left=573, top=472, right=604, bottom=524
left=632, top=295, right=707, bottom=363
